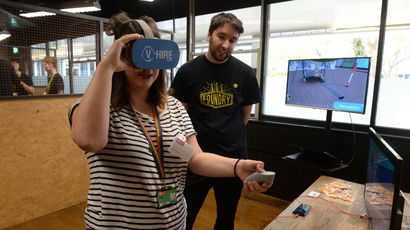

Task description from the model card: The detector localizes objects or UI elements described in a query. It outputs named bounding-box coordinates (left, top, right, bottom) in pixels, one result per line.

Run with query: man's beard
left=209, top=37, right=230, bottom=62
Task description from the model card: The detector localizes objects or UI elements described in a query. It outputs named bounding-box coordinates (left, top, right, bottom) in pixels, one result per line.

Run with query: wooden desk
left=264, top=175, right=369, bottom=230
left=264, top=175, right=410, bottom=229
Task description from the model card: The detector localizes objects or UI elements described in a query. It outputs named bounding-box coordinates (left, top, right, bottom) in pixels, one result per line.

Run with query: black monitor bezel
left=365, top=127, right=404, bottom=230
left=285, top=57, right=371, bottom=114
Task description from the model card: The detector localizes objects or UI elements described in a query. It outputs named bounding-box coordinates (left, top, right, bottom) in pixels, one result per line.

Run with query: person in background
left=11, top=59, right=34, bottom=95
left=0, top=57, right=20, bottom=96
left=68, top=12, right=270, bottom=230
left=170, top=12, right=262, bottom=230
left=43, top=56, right=64, bottom=94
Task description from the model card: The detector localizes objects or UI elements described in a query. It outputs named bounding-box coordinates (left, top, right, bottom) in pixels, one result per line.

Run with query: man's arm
left=241, top=105, right=253, bottom=125
left=20, top=81, right=35, bottom=94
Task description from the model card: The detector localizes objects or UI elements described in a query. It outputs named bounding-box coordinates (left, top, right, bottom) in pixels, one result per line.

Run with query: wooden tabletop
left=264, top=175, right=370, bottom=230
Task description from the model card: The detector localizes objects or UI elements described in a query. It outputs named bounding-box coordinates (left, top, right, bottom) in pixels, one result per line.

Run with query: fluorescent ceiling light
left=141, top=0, right=154, bottom=2
left=61, top=1, right=101, bottom=13
left=61, top=6, right=100, bottom=13
left=0, top=30, right=11, bottom=41
left=19, top=11, right=56, bottom=18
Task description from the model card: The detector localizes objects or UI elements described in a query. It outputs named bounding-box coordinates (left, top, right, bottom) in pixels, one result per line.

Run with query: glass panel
left=159, top=32, right=171, bottom=40
left=73, top=35, right=96, bottom=61
left=56, top=39, right=69, bottom=94
left=31, top=48, right=47, bottom=86
left=49, top=41, right=57, bottom=49
left=263, top=0, right=382, bottom=125
left=232, top=51, right=259, bottom=115
left=194, top=6, right=261, bottom=52
left=72, top=62, right=96, bottom=94
left=157, top=17, right=188, bottom=83
left=157, top=17, right=187, bottom=68
left=102, top=32, right=114, bottom=58
left=31, top=43, right=46, bottom=48
left=376, top=0, right=410, bottom=129
left=72, top=35, right=96, bottom=94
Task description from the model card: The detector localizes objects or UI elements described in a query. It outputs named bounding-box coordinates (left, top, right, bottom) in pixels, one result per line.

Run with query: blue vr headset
left=132, top=39, right=179, bottom=69
left=129, top=19, right=179, bottom=69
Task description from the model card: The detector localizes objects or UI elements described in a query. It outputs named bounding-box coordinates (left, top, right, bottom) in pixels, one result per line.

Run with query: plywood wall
left=0, top=96, right=89, bottom=229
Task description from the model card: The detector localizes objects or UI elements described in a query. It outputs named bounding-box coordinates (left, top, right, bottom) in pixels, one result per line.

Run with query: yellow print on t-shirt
left=200, top=82, right=234, bottom=109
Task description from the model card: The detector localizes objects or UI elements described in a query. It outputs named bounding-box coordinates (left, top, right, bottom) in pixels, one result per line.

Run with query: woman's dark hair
left=105, top=12, right=167, bottom=112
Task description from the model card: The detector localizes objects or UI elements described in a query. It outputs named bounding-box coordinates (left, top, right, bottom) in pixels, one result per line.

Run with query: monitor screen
left=365, top=127, right=404, bottom=230
left=285, top=57, right=371, bottom=114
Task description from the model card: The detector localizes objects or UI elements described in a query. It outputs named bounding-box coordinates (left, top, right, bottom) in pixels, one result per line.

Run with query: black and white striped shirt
left=70, top=96, right=196, bottom=229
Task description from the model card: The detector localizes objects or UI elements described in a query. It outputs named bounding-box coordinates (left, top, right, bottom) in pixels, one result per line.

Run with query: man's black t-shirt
left=0, top=59, right=20, bottom=96
left=15, top=73, right=34, bottom=95
left=171, top=55, right=261, bottom=158
left=47, top=73, right=64, bottom=94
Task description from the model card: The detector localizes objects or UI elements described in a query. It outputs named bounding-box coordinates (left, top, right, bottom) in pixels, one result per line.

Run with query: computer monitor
left=285, top=57, right=370, bottom=114
left=365, top=127, right=404, bottom=230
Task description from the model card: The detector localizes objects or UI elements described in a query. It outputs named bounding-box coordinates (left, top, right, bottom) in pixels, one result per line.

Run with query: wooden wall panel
left=0, top=97, right=89, bottom=229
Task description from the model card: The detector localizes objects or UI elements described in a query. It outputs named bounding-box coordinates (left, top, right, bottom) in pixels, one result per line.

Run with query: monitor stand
left=283, top=110, right=348, bottom=172
left=284, top=147, right=348, bottom=172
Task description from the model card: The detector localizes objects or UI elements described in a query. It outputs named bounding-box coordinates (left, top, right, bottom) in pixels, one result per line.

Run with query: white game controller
left=245, top=171, right=275, bottom=185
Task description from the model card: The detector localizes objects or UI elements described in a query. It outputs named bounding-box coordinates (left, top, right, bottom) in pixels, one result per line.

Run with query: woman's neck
left=127, top=86, right=164, bottom=116
left=128, top=91, right=152, bottom=115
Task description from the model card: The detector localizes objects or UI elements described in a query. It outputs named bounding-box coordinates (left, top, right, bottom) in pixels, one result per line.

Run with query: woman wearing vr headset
left=69, top=12, right=270, bottom=229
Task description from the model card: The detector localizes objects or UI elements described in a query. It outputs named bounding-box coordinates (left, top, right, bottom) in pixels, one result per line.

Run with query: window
left=194, top=6, right=261, bottom=53
left=263, top=0, right=382, bottom=125
left=157, top=17, right=187, bottom=83
left=31, top=47, right=47, bottom=87
left=376, top=0, right=410, bottom=130
left=72, top=35, right=97, bottom=94
left=102, top=32, right=114, bottom=58
left=56, top=39, right=69, bottom=94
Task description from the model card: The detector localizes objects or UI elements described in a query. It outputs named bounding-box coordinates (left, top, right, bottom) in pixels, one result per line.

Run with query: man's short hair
left=43, top=56, right=57, bottom=67
left=10, top=58, right=19, bottom=63
left=208, top=12, right=244, bottom=35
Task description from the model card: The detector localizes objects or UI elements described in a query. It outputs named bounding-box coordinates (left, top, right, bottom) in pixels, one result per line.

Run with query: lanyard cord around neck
left=135, top=106, right=165, bottom=179
left=46, top=73, right=56, bottom=94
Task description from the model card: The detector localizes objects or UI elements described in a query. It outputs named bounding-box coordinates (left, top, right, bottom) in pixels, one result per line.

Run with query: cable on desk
left=298, top=195, right=389, bottom=220
left=260, top=195, right=304, bottom=229
left=261, top=194, right=389, bottom=229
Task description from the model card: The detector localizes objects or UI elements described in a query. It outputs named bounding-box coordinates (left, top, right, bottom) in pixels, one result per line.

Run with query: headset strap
left=135, top=19, right=154, bottom=38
